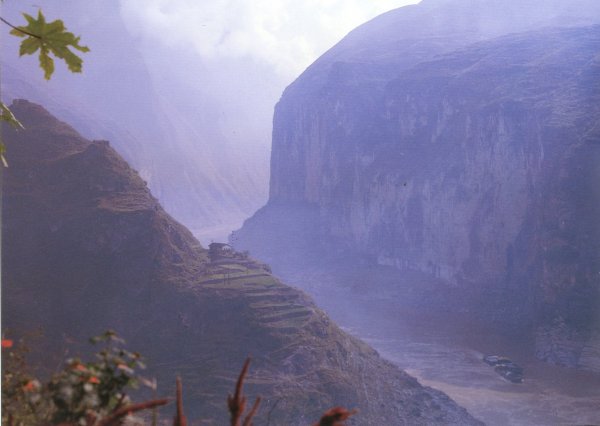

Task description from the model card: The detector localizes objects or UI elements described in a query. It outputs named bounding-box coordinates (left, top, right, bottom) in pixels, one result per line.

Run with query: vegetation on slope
left=2, top=100, right=482, bottom=425
left=2, top=332, right=357, bottom=425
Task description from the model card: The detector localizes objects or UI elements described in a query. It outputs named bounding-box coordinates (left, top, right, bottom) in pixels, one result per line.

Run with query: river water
left=284, top=267, right=600, bottom=425
left=341, top=302, right=600, bottom=426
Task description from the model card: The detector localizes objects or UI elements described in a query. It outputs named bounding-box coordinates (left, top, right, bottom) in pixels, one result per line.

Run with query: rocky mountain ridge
left=1, top=99, right=481, bottom=425
left=1, top=0, right=269, bottom=243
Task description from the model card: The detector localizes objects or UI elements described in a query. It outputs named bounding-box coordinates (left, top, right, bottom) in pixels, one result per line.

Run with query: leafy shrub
left=2, top=331, right=160, bottom=426
left=2, top=332, right=355, bottom=425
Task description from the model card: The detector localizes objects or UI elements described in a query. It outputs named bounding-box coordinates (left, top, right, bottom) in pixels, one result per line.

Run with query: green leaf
left=1, top=101, right=24, bottom=169
left=19, top=37, right=41, bottom=55
left=39, top=47, right=54, bottom=80
left=0, top=143, right=8, bottom=168
left=9, top=9, right=89, bottom=80
left=1, top=102, right=24, bottom=130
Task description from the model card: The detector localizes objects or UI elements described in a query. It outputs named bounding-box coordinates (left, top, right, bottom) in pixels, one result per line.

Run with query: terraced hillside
left=1, top=100, right=481, bottom=425
left=201, top=248, right=315, bottom=333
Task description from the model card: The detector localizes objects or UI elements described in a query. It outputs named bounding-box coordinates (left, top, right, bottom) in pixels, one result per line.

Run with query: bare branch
left=96, top=398, right=170, bottom=426
left=228, top=357, right=261, bottom=426
left=0, top=16, right=40, bottom=38
left=313, top=407, right=358, bottom=426
left=173, top=376, right=187, bottom=426
left=242, top=396, right=262, bottom=426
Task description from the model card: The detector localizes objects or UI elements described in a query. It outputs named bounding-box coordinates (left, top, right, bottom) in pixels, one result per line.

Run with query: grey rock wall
left=238, top=1, right=600, bottom=369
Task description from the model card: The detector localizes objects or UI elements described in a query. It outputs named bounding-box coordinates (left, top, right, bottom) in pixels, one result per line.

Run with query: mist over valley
left=2, top=0, right=600, bottom=424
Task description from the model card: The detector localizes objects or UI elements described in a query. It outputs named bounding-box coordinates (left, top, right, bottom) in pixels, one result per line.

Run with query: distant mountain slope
left=234, top=0, right=600, bottom=370
left=1, top=100, right=481, bottom=425
left=1, top=0, right=269, bottom=242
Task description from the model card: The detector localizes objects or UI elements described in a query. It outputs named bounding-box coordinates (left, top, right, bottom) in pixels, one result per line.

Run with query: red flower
left=88, top=376, right=100, bottom=384
left=73, top=363, right=88, bottom=372
left=22, top=381, right=37, bottom=392
left=1, top=339, right=13, bottom=348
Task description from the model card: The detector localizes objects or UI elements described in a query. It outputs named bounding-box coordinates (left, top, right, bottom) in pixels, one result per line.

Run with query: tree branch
left=0, top=16, right=41, bottom=38
left=313, top=407, right=358, bottom=426
left=96, top=398, right=170, bottom=426
left=228, top=357, right=261, bottom=426
left=173, top=376, right=187, bottom=426
left=242, top=396, right=261, bottom=426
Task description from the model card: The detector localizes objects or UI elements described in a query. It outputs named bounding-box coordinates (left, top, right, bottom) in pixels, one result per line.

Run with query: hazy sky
left=114, top=0, right=421, bottom=158
left=120, top=0, right=420, bottom=81
left=2, top=0, right=421, bottom=241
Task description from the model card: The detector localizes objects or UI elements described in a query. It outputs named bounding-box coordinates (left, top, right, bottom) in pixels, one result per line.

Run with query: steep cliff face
left=270, top=0, right=600, bottom=204
left=349, top=27, right=600, bottom=369
left=236, top=0, right=600, bottom=370
left=1, top=100, right=481, bottom=425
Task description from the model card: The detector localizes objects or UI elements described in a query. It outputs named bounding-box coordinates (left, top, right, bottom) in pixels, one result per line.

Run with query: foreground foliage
left=2, top=331, right=164, bottom=425
left=7, top=9, right=90, bottom=80
left=0, top=7, right=89, bottom=164
left=2, top=332, right=356, bottom=425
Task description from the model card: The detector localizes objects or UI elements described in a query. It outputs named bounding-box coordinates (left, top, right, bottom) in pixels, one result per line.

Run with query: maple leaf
left=9, top=9, right=90, bottom=80
left=0, top=101, right=23, bottom=167
left=0, top=101, right=24, bottom=130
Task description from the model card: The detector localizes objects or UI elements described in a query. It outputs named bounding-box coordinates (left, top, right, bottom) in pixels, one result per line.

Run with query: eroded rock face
left=236, top=1, right=600, bottom=370
left=2, top=100, right=482, bottom=425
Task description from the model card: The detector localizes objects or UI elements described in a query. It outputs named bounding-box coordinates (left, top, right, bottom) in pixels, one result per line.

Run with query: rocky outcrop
left=1, top=1, right=269, bottom=243
left=1, top=100, right=481, bottom=425
left=235, top=0, right=600, bottom=370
